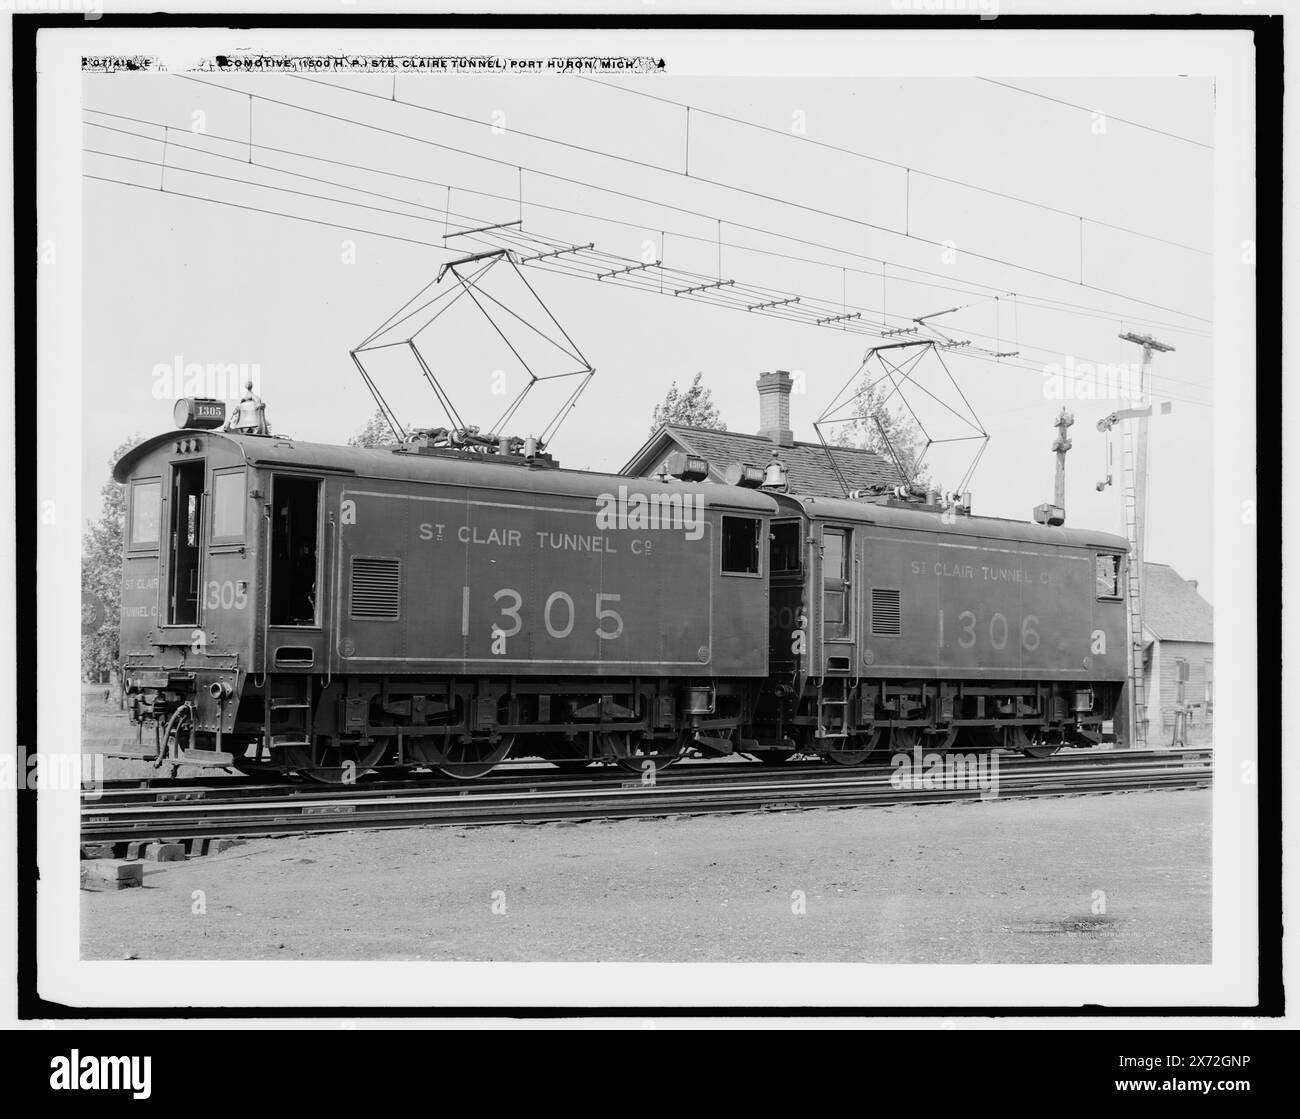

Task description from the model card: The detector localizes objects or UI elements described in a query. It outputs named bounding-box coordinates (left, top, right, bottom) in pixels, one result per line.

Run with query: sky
left=81, top=69, right=1216, bottom=596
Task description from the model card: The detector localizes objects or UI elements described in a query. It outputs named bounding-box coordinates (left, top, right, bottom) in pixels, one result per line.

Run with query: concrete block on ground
left=80, top=844, right=115, bottom=860
left=143, top=842, right=186, bottom=862
left=81, top=860, right=144, bottom=891
left=209, top=838, right=245, bottom=854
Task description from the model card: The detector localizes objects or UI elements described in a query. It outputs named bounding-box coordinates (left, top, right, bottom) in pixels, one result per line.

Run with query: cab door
left=820, top=525, right=856, bottom=670
left=260, top=473, right=324, bottom=671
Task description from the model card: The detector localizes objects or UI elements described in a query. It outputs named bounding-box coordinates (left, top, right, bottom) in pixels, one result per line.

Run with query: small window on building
left=1205, top=660, right=1213, bottom=706
left=211, top=470, right=246, bottom=543
left=129, top=480, right=161, bottom=547
left=1096, top=553, right=1121, bottom=598
left=721, top=516, right=761, bottom=575
left=769, top=521, right=800, bottom=573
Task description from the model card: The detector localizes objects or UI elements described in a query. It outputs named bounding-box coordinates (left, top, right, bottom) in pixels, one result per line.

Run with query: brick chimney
left=757, top=369, right=794, bottom=447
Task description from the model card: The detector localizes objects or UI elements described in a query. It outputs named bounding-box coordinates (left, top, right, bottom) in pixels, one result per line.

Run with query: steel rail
left=82, top=753, right=1211, bottom=847
left=88, top=748, right=1211, bottom=805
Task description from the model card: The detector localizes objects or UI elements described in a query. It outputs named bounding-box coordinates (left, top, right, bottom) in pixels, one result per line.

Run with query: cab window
left=721, top=516, right=761, bottom=575
left=211, top=469, right=246, bottom=544
left=1096, top=553, right=1121, bottom=599
left=129, top=479, right=161, bottom=548
left=769, top=521, right=801, bottom=573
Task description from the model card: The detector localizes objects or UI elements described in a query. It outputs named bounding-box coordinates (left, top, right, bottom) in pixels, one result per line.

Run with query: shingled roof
left=1142, top=562, right=1213, bottom=643
left=622, top=424, right=903, bottom=498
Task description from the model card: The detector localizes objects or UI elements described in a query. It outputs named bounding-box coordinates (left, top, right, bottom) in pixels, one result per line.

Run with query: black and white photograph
left=7, top=1, right=1287, bottom=1067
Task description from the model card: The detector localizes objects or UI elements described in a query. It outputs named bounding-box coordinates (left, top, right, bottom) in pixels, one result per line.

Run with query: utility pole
left=1114, top=331, right=1175, bottom=749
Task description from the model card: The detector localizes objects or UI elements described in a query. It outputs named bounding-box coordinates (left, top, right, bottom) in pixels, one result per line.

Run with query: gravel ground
left=81, top=787, right=1210, bottom=963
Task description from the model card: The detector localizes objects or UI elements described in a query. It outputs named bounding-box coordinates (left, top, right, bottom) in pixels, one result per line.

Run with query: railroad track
left=81, top=748, right=1212, bottom=848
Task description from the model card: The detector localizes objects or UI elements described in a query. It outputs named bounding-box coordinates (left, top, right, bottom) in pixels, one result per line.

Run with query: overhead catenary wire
left=83, top=106, right=1212, bottom=339
left=977, top=78, right=1214, bottom=150
left=286, top=73, right=1213, bottom=308
left=86, top=85, right=1214, bottom=408
left=578, top=75, right=1212, bottom=253
left=84, top=172, right=447, bottom=249
left=83, top=162, right=1209, bottom=409
left=296, top=70, right=1213, bottom=262
left=86, top=168, right=1212, bottom=409
left=170, top=74, right=1213, bottom=323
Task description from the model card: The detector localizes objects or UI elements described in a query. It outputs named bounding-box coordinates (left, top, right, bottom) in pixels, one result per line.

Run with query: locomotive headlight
left=664, top=452, right=709, bottom=482
left=174, top=397, right=226, bottom=430
left=1073, top=690, right=1094, bottom=713
left=723, top=462, right=766, bottom=488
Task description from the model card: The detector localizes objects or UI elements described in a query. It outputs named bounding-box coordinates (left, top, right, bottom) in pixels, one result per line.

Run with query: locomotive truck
left=111, top=399, right=1129, bottom=782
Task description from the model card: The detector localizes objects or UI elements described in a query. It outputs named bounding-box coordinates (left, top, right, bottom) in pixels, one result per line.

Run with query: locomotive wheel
left=890, top=726, right=958, bottom=756
left=1002, top=725, right=1064, bottom=759
left=823, top=727, right=883, bottom=767
left=283, top=737, right=388, bottom=785
left=602, top=731, right=684, bottom=775
left=436, top=734, right=515, bottom=781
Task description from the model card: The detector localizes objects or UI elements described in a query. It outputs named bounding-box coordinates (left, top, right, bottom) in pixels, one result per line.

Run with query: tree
left=650, top=372, right=727, bottom=433
left=82, top=436, right=142, bottom=684
left=349, top=409, right=401, bottom=448
left=835, top=381, right=933, bottom=489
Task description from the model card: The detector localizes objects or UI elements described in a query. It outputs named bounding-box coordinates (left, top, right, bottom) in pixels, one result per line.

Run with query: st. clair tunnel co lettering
left=121, top=575, right=160, bottom=619
left=909, top=559, right=1056, bottom=584
left=419, top=523, right=655, bottom=556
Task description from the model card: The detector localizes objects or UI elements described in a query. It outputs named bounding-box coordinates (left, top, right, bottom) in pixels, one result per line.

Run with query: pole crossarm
left=674, top=278, right=735, bottom=296
left=595, top=259, right=660, bottom=280
left=516, top=241, right=595, bottom=262
left=443, top=218, right=523, bottom=241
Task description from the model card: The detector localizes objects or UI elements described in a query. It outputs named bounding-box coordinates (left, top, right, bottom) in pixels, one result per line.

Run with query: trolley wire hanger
left=351, top=246, right=595, bottom=453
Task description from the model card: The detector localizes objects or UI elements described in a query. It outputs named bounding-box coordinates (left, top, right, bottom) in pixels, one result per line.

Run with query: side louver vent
left=871, top=588, right=901, bottom=636
left=350, top=556, right=400, bottom=620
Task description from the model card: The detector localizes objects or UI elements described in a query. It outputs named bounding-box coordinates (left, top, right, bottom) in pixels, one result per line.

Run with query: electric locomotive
left=112, top=396, right=1129, bottom=782
left=752, top=492, right=1129, bottom=765
left=113, top=399, right=776, bottom=782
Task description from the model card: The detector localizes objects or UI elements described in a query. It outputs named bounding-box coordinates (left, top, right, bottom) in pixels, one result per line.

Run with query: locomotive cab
left=113, top=410, right=269, bottom=768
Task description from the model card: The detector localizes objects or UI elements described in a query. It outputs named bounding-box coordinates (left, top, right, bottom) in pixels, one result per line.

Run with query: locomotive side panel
left=858, top=527, right=1126, bottom=681
left=334, top=480, right=768, bottom=676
